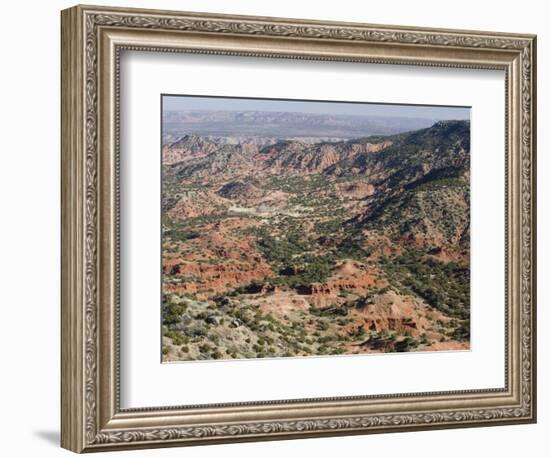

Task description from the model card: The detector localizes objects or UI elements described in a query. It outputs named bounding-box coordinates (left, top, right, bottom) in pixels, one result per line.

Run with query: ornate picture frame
left=61, top=4, right=536, bottom=453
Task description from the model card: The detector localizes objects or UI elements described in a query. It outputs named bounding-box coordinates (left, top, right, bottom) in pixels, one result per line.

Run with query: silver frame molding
left=61, top=4, right=537, bottom=453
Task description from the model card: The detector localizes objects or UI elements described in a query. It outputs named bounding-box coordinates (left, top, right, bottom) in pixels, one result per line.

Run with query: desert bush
left=199, top=343, right=213, bottom=353
left=162, top=301, right=188, bottom=325
left=164, top=329, right=188, bottom=346
left=450, top=319, right=470, bottom=341
left=317, top=321, right=329, bottom=331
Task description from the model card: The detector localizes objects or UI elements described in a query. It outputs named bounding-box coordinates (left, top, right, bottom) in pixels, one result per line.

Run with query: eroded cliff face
left=161, top=120, right=471, bottom=361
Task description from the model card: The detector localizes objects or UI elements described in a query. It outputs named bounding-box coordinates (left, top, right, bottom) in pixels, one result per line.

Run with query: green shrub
left=164, top=329, right=188, bottom=346
left=163, top=302, right=188, bottom=325
left=317, top=321, right=329, bottom=331
left=450, top=319, right=470, bottom=341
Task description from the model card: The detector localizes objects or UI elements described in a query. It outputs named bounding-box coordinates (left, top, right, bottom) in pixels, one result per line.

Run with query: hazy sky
left=162, top=95, right=470, bottom=120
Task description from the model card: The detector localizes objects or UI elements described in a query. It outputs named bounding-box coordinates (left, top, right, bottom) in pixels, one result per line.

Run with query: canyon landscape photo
left=161, top=95, right=471, bottom=362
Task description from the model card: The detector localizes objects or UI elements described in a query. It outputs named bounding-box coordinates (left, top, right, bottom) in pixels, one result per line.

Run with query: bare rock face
left=361, top=140, right=393, bottom=153
left=354, top=290, right=441, bottom=336
left=163, top=219, right=275, bottom=299
left=258, top=140, right=392, bottom=175
left=162, top=135, right=219, bottom=165
left=167, top=191, right=226, bottom=220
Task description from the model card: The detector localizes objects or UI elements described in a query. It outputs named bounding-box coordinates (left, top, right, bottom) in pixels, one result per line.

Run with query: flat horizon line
left=162, top=107, right=470, bottom=121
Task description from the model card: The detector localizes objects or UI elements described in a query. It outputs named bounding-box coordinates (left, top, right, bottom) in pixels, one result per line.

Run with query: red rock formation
left=349, top=290, right=448, bottom=337
left=162, top=135, right=219, bottom=165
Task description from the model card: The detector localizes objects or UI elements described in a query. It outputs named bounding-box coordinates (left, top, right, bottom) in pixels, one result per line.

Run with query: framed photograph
left=61, top=4, right=537, bottom=453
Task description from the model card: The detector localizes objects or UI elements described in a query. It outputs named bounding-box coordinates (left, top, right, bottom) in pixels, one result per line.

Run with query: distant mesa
left=162, top=109, right=442, bottom=139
